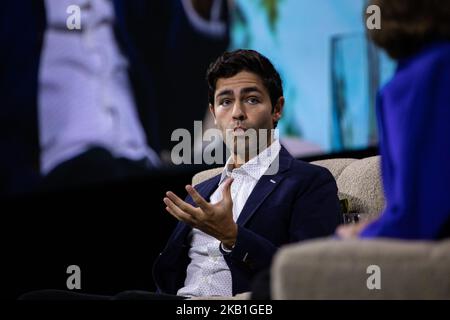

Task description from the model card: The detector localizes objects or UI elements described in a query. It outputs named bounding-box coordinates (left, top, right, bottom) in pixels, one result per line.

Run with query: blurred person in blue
left=0, top=0, right=229, bottom=193
left=337, top=0, right=450, bottom=240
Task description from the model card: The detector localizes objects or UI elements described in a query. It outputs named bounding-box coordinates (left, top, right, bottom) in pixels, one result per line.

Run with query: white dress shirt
left=38, top=0, right=159, bottom=175
left=177, top=140, right=281, bottom=297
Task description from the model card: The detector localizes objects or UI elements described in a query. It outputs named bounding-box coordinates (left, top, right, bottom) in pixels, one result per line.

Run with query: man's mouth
left=233, top=126, right=247, bottom=136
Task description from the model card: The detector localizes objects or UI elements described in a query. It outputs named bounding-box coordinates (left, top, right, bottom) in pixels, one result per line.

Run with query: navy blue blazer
left=153, top=147, right=342, bottom=295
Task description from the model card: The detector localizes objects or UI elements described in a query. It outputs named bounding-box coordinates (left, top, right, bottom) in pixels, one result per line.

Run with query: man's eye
left=246, top=97, right=260, bottom=105
left=221, top=99, right=232, bottom=106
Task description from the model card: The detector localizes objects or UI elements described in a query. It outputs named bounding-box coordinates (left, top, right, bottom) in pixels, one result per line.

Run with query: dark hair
left=206, top=49, right=283, bottom=109
left=367, top=0, right=450, bottom=59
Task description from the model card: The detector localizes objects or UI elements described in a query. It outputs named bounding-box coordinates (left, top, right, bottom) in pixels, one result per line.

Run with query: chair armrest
left=271, top=238, right=450, bottom=299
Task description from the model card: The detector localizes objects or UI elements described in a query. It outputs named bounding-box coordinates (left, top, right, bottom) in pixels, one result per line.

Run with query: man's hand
left=335, top=220, right=372, bottom=239
left=163, top=178, right=237, bottom=248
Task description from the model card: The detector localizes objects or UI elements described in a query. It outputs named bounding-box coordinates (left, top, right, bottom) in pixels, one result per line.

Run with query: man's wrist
left=223, top=224, right=238, bottom=247
left=221, top=224, right=238, bottom=251
left=221, top=240, right=235, bottom=250
left=220, top=241, right=235, bottom=253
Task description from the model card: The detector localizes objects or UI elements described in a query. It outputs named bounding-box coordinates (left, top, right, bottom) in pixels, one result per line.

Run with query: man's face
left=210, top=71, right=283, bottom=160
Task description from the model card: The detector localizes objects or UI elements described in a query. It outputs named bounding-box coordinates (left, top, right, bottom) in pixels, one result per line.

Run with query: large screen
left=228, top=0, right=396, bottom=157
left=1, top=0, right=397, bottom=195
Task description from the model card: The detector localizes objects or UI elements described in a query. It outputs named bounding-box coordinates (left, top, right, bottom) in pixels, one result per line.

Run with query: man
left=154, top=49, right=342, bottom=297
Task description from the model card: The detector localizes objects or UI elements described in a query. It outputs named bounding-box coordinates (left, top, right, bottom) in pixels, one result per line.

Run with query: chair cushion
left=192, top=167, right=223, bottom=186
left=311, top=158, right=357, bottom=180
left=312, top=156, right=385, bottom=219
left=336, top=156, right=384, bottom=217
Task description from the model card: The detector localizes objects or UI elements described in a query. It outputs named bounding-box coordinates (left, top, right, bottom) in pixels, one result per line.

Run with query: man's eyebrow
left=215, top=87, right=263, bottom=99
left=215, top=89, right=233, bottom=99
left=240, top=86, right=263, bottom=95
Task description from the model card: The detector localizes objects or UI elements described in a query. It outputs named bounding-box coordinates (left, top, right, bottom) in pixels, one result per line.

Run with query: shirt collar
left=218, top=140, right=281, bottom=185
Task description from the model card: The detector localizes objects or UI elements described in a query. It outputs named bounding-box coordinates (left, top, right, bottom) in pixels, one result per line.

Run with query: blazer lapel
left=194, top=174, right=222, bottom=203
left=237, top=146, right=293, bottom=226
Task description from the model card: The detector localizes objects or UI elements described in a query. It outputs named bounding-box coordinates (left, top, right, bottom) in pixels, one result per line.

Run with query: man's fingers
left=165, top=206, right=181, bottom=221
left=185, top=185, right=211, bottom=212
left=163, top=197, right=195, bottom=224
left=166, top=191, right=196, bottom=214
left=221, top=178, right=234, bottom=203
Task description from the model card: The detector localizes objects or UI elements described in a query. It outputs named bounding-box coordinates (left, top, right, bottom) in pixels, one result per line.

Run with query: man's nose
left=231, top=101, right=246, bottom=121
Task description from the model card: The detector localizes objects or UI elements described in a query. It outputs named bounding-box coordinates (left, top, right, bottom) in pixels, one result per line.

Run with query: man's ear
left=272, top=97, right=284, bottom=123
left=209, top=104, right=217, bottom=125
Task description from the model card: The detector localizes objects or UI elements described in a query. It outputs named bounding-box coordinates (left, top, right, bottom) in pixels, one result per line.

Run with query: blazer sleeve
left=289, top=167, right=342, bottom=241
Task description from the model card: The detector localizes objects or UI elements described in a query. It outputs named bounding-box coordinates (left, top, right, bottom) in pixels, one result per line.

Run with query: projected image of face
left=210, top=71, right=283, bottom=165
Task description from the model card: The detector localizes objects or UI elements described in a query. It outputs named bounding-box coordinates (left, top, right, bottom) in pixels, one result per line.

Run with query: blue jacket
left=361, top=41, right=450, bottom=240
left=153, top=147, right=342, bottom=295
